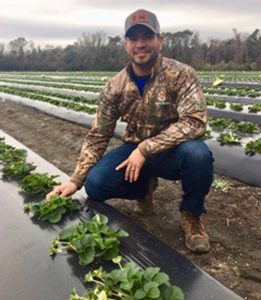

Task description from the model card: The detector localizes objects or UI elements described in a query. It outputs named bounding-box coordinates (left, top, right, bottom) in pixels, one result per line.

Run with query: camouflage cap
left=125, top=9, right=160, bottom=36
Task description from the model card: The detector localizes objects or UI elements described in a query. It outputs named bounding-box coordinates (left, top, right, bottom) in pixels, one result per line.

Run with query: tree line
left=0, top=29, right=260, bottom=71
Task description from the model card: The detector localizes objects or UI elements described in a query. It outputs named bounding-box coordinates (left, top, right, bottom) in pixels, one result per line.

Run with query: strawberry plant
left=49, top=214, right=129, bottom=266
left=245, top=138, right=261, bottom=155
left=0, top=148, right=27, bottom=164
left=248, top=103, right=261, bottom=113
left=230, top=103, right=243, bottom=112
left=208, top=118, right=231, bottom=130
left=0, top=143, right=14, bottom=156
left=19, top=173, right=60, bottom=196
left=217, top=132, right=241, bottom=145
left=69, top=256, right=184, bottom=300
left=2, top=160, right=36, bottom=178
left=233, top=121, right=257, bottom=134
left=24, top=194, right=80, bottom=223
left=214, top=100, right=226, bottom=109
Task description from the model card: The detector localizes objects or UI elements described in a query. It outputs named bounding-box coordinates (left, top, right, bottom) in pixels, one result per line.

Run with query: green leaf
left=146, top=287, right=160, bottom=299
left=79, top=247, right=95, bottom=266
left=143, top=267, right=160, bottom=281
left=46, top=209, right=64, bottom=223
left=143, top=282, right=159, bottom=293
left=59, top=227, right=75, bottom=241
left=120, top=280, right=134, bottom=291
left=153, top=272, right=170, bottom=286
left=161, top=285, right=184, bottom=300
left=134, top=289, right=146, bottom=299
left=103, top=243, right=119, bottom=260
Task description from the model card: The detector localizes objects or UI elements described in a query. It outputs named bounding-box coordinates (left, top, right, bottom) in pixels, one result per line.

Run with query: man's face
left=124, top=25, right=163, bottom=68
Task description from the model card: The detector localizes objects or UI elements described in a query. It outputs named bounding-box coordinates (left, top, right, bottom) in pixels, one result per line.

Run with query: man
left=48, top=9, right=214, bottom=253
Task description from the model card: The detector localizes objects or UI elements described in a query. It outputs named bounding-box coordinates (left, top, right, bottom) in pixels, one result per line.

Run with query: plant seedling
left=19, top=173, right=60, bottom=196
left=209, top=118, right=231, bottom=130
left=212, top=179, right=232, bottom=192
left=25, top=194, right=80, bottom=223
left=233, top=121, right=257, bottom=134
left=248, top=103, right=261, bottom=113
left=0, top=148, right=27, bottom=164
left=230, top=103, right=243, bottom=112
left=245, top=138, right=261, bottom=155
left=69, top=256, right=184, bottom=300
left=2, top=160, right=36, bottom=178
left=49, top=214, right=129, bottom=266
left=217, top=132, right=241, bottom=145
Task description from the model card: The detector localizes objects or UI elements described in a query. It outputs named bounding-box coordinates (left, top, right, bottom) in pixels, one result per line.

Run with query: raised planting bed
left=0, top=130, right=242, bottom=300
left=206, top=94, right=261, bottom=105
left=202, top=81, right=261, bottom=88
left=207, top=106, right=261, bottom=125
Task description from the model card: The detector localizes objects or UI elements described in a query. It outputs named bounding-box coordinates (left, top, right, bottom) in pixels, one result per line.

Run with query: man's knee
left=179, top=140, right=214, bottom=168
left=84, top=170, right=108, bottom=201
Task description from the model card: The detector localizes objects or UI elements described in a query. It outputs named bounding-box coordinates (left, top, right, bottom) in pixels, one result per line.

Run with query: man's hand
left=46, top=182, right=78, bottom=199
left=115, top=148, right=146, bottom=182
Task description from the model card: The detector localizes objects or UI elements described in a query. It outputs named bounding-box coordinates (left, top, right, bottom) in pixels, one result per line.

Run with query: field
left=0, top=71, right=261, bottom=299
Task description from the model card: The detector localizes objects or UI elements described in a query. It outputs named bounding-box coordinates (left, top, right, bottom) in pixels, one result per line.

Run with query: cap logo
left=131, top=12, right=149, bottom=24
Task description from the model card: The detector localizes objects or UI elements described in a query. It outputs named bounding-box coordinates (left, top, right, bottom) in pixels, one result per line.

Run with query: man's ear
left=159, top=34, right=164, bottom=50
left=123, top=39, right=129, bottom=53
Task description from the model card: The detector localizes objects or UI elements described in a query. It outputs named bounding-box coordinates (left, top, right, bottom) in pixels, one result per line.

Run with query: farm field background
left=0, top=70, right=261, bottom=300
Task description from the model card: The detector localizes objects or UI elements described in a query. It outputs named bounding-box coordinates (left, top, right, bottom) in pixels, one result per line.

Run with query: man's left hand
left=115, top=148, right=146, bottom=182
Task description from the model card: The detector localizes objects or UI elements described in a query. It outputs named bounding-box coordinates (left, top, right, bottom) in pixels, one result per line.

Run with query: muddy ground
left=0, top=100, right=260, bottom=300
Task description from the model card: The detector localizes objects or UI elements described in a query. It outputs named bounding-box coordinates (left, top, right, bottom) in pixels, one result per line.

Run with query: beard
left=131, top=48, right=159, bottom=68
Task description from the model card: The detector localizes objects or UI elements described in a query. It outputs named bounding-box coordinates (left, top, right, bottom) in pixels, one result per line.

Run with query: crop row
left=198, top=71, right=261, bottom=83
left=207, top=98, right=261, bottom=113
left=0, top=78, right=103, bottom=93
left=0, top=86, right=97, bottom=114
left=203, top=86, right=261, bottom=98
left=0, top=85, right=98, bottom=105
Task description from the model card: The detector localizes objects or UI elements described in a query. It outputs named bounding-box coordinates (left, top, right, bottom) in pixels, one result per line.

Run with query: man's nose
left=135, top=37, right=147, bottom=47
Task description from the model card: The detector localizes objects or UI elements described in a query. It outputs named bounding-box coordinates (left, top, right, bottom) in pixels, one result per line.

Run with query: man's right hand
left=46, top=182, right=78, bottom=199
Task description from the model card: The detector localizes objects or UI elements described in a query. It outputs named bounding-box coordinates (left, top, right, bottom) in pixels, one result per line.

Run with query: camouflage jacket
left=70, top=56, right=207, bottom=188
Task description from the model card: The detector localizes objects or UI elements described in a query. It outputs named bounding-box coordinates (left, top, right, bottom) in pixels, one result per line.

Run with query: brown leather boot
left=136, top=177, right=158, bottom=212
left=180, top=211, right=210, bottom=253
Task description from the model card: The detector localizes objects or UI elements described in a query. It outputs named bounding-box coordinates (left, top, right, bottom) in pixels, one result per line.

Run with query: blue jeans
left=84, top=139, right=214, bottom=215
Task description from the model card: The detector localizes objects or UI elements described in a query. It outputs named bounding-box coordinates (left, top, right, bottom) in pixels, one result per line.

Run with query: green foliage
left=229, top=103, right=243, bottom=111
left=214, top=100, right=226, bottom=109
left=245, top=138, right=261, bottom=155
left=2, top=160, right=36, bottom=178
left=49, top=214, right=129, bottom=266
left=19, top=173, right=60, bottom=196
left=248, top=103, right=261, bottom=113
left=0, top=148, right=27, bottom=164
left=25, top=194, right=80, bottom=223
left=233, top=121, right=257, bottom=134
left=0, top=143, right=15, bottom=156
left=206, top=98, right=226, bottom=109
left=212, top=179, right=232, bottom=191
left=70, top=256, right=184, bottom=300
left=217, top=132, right=241, bottom=145
left=208, top=118, right=231, bottom=130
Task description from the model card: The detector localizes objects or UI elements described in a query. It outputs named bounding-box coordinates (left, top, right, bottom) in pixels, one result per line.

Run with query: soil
left=0, top=99, right=261, bottom=300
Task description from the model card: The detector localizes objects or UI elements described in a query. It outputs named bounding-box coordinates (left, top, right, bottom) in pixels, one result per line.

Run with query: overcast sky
left=0, top=0, right=260, bottom=47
